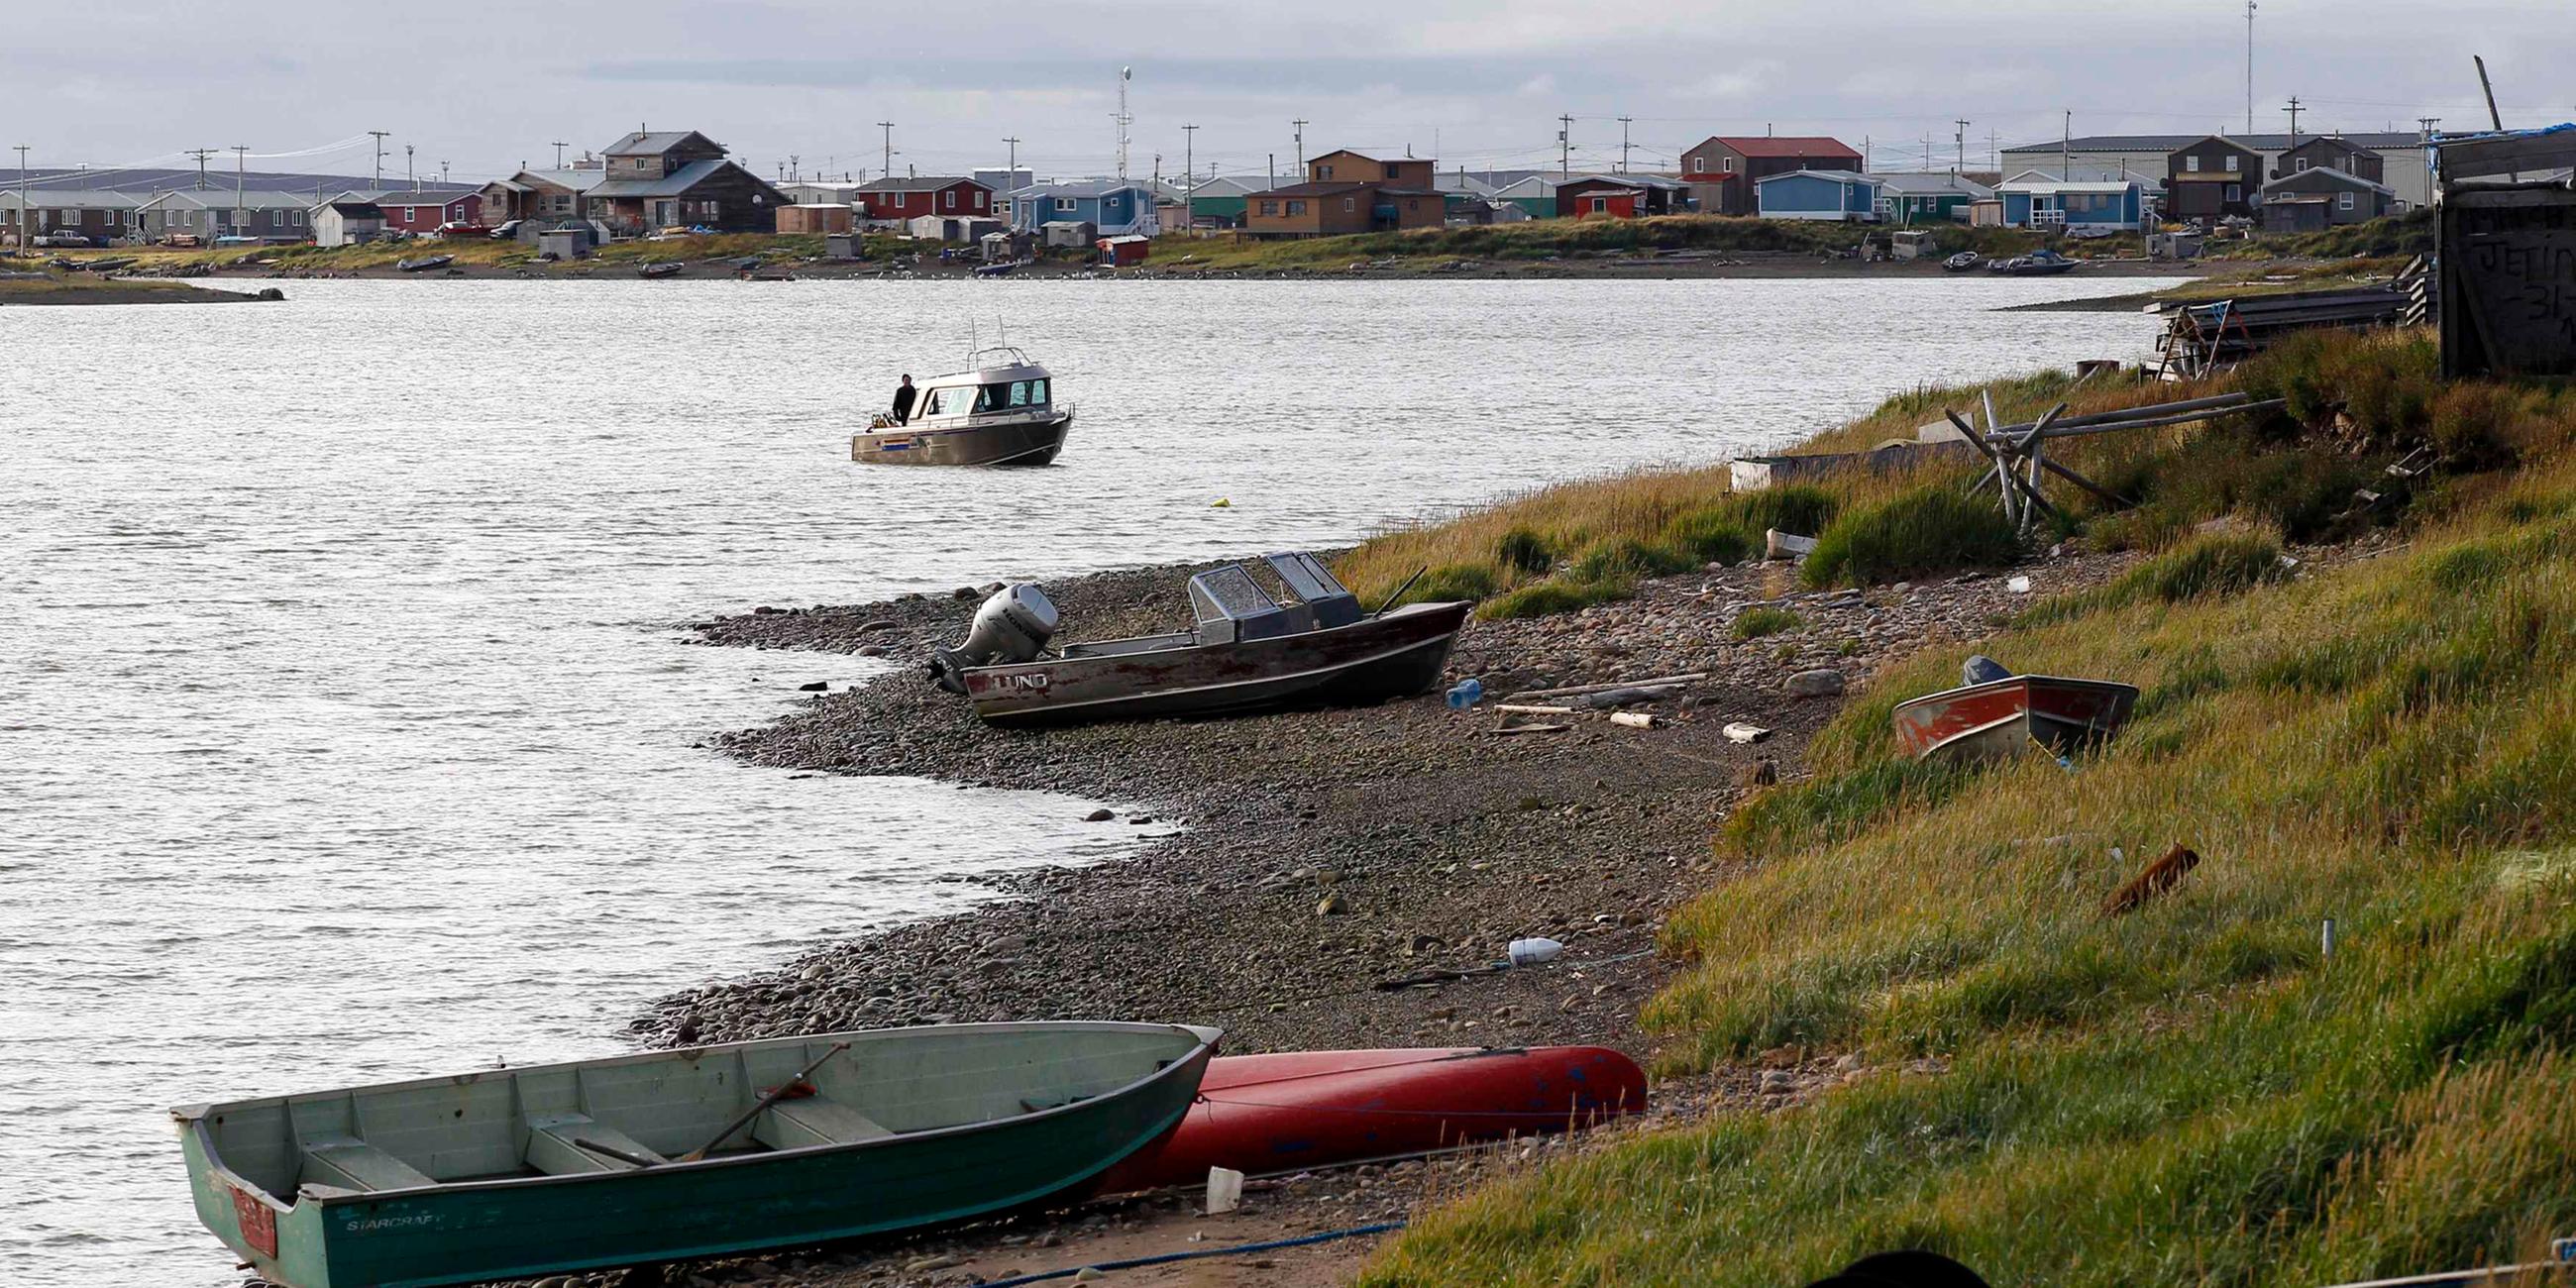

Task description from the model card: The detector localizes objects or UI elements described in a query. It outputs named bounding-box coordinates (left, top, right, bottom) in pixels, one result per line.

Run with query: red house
left=1557, top=177, right=1644, bottom=219
left=363, top=188, right=485, bottom=235
left=854, top=176, right=996, bottom=223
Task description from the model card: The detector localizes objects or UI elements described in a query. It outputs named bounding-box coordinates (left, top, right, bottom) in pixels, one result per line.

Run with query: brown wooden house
left=2273, top=135, right=2386, bottom=185
left=1679, top=136, right=1863, bottom=215
left=2259, top=167, right=2398, bottom=231
left=585, top=130, right=788, bottom=237
left=2166, top=135, right=2265, bottom=222
left=1244, top=150, right=1446, bottom=239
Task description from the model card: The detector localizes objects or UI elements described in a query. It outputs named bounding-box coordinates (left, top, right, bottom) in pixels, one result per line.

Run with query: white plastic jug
left=1205, top=1165, right=1245, bottom=1215
left=1506, top=937, right=1565, bottom=967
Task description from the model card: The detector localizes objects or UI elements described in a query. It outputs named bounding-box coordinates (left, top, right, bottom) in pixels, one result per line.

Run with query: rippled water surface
left=0, top=275, right=2181, bottom=1283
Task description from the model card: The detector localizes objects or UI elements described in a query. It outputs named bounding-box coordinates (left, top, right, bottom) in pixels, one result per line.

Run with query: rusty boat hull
left=1890, top=675, right=2140, bottom=763
left=961, top=601, right=1471, bottom=727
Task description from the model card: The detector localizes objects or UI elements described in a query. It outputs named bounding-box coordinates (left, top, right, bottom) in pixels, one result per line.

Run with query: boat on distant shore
left=395, top=254, right=454, bottom=273
left=1892, top=660, right=2138, bottom=763
left=1943, top=251, right=1986, bottom=272
left=930, top=553, right=1471, bottom=726
left=1092, top=1045, right=1648, bottom=1193
left=1986, top=249, right=2079, bottom=276
left=174, top=1021, right=1220, bottom=1288
left=638, top=261, right=685, bottom=278
left=851, top=344, right=1073, bottom=467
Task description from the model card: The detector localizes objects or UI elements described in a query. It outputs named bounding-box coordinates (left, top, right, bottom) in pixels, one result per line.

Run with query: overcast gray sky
left=7, top=0, right=2572, bottom=185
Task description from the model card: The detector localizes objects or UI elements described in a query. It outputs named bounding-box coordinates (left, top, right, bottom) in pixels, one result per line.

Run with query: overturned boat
left=174, top=1021, right=1220, bottom=1288
left=929, top=553, right=1471, bottom=726
left=851, top=345, right=1073, bottom=467
left=1892, top=656, right=2138, bottom=763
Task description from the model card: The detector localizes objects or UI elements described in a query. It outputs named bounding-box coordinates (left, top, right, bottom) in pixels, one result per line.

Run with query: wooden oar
left=678, top=1042, right=851, bottom=1163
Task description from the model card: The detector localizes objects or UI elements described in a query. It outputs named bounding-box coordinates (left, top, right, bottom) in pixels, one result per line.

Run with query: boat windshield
left=926, top=377, right=1049, bottom=417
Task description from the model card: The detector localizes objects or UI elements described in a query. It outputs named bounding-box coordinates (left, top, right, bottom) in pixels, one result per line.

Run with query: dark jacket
left=891, top=383, right=917, bottom=423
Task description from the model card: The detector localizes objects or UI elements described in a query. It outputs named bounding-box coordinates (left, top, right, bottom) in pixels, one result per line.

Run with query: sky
left=5, top=0, right=2573, bottom=187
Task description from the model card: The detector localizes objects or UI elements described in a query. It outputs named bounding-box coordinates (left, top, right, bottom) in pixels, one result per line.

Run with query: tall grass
left=1363, top=412, right=2576, bottom=1286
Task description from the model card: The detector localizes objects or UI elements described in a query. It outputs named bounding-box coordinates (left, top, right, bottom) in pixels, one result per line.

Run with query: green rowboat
left=174, top=1021, right=1222, bottom=1288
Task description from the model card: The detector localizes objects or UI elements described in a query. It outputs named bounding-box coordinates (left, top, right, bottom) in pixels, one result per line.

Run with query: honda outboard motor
left=929, top=584, right=1059, bottom=695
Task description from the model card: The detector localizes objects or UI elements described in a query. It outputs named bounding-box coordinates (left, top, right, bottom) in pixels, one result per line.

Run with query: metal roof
left=604, top=130, right=722, bottom=157
left=2003, top=132, right=2422, bottom=154
left=2260, top=165, right=2395, bottom=196
left=1755, top=168, right=1875, bottom=184
left=856, top=175, right=986, bottom=193
left=588, top=160, right=744, bottom=197
left=1998, top=178, right=2139, bottom=194
left=1700, top=136, right=1863, bottom=160
left=1015, top=180, right=1155, bottom=198
left=1873, top=171, right=1996, bottom=197
left=325, top=201, right=385, bottom=218
left=0, top=188, right=147, bottom=208
left=508, top=168, right=609, bottom=193
left=152, top=189, right=319, bottom=209
left=1249, top=180, right=1376, bottom=197
left=340, top=187, right=483, bottom=204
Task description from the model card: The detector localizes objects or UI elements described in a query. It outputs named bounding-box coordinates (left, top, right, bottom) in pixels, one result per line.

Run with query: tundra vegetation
left=1352, top=326, right=2576, bottom=1285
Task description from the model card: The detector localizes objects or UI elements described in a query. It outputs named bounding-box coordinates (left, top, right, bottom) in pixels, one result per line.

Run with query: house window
left=2223, top=154, right=2239, bottom=171
left=1590, top=196, right=1608, bottom=213
left=2225, top=183, right=2241, bottom=202
left=401, top=207, right=415, bottom=221
left=943, top=190, right=956, bottom=210
left=1342, top=197, right=1355, bottom=212
left=1318, top=164, right=1334, bottom=179
left=2338, top=191, right=2355, bottom=210
left=1054, top=197, right=1076, bottom=212
left=1721, top=157, right=1736, bottom=172
left=1259, top=200, right=1278, bottom=216
left=1690, top=157, right=1705, bottom=173
left=1286, top=200, right=1307, bottom=215
left=973, top=191, right=986, bottom=210
left=2297, top=158, right=2311, bottom=172
left=2186, top=156, right=2201, bottom=172
left=1384, top=163, right=1398, bottom=178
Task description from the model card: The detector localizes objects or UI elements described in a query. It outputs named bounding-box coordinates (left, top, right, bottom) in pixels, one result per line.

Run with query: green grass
left=1801, top=486, right=2022, bottom=589
left=1732, top=606, right=1803, bottom=640
left=1363, top=351, right=2576, bottom=1287
left=1150, top=214, right=2093, bottom=274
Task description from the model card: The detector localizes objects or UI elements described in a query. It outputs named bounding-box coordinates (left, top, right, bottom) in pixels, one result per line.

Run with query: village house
left=853, top=176, right=996, bottom=225
left=1755, top=170, right=1881, bottom=221
left=581, top=130, right=788, bottom=237
left=311, top=199, right=386, bottom=248
left=1493, top=175, right=1557, bottom=219
left=1680, top=135, right=1865, bottom=215
left=1243, top=150, right=1446, bottom=239
left=1009, top=180, right=1159, bottom=236
left=142, top=190, right=314, bottom=243
left=1997, top=177, right=2147, bottom=232
left=0, top=189, right=145, bottom=246
left=2006, top=131, right=2428, bottom=207
left=330, top=188, right=483, bottom=236
left=2259, top=167, right=2398, bottom=232
left=1556, top=174, right=1689, bottom=218
left=479, top=168, right=607, bottom=232
left=2273, top=135, right=2387, bottom=185
left=1183, top=175, right=1267, bottom=228
left=2166, top=135, right=2266, bottom=223
left=775, top=204, right=853, bottom=236
left=1872, top=172, right=1995, bottom=224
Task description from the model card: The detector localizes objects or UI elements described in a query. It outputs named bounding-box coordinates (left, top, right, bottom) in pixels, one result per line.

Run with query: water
left=0, top=275, right=2181, bottom=1283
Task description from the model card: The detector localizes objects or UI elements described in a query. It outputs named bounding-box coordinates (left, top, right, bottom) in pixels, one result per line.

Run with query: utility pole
left=2281, top=96, right=2303, bottom=147
left=1617, top=115, right=1633, bottom=173
left=186, top=148, right=215, bottom=190
left=2062, top=110, right=2072, bottom=181
left=1003, top=136, right=1021, bottom=186
left=1557, top=114, right=1573, bottom=176
left=2245, top=0, right=2258, bottom=136
left=788, top=154, right=800, bottom=182
left=2416, top=115, right=2443, bottom=142
left=550, top=140, right=568, bottom=168
left=1115, top=66, right=1133, bottom=182
left=404, top=144, right=415, bottom=191
left=877, top=122, right=895, bottom=178
left=231, top=145, right=247, bottom=240
left=1181, top=123, right=1197, bottom=203
left=1292, top=118, right=1308, bottom=168
left=1986, top=129, right=1999, bottom=172
left=368, top=130, right=389, bottom=187
left=440, top=160, right=449, bottom=185
left=12, top=145, right=27, bottom=253
left=2473, top=54, right=2504, bottom=130
left=1954, top=118, right=1971, bottom=174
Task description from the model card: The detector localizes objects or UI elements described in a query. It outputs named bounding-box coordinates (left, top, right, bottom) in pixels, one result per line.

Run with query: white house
left=312, top=199, right=386, bottom=248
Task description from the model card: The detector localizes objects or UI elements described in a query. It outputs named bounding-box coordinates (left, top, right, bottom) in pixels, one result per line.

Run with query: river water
left=0, top=275, right=2181, bottom=1284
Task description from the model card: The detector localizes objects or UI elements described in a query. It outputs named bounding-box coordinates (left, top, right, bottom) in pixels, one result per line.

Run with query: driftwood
left=1505, top=672, right=1710, bottom=701
left=2101, top=843, right=2202, bottom=916
left=1495, top=722, right=1570, bottom=735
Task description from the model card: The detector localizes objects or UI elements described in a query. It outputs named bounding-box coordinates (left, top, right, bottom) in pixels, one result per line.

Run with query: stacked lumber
left=2153, top=285, right=2411, bottom=379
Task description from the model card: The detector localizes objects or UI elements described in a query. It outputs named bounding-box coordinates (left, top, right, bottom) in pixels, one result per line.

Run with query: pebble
left=1082, top=807, right=1115, bottom=822
left=1316, top=892, right=1350, bottom=915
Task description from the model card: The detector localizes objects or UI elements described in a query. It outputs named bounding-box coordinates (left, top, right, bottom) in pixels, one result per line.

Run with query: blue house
left=1997, top=179, right=2145, bottom=232
left=1010, top=180, right=1159, bottom=236
left=1755, top=169, right=1882, bottom=221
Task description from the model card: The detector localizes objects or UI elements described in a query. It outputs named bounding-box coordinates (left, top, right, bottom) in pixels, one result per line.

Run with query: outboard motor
left=929, top=585, right=1059, bottom=695
left=1962, top=654, right=2014, bottom=686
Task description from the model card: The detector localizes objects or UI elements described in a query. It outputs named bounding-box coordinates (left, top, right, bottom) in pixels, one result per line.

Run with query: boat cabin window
left=925, top=385, right=976, bottom=416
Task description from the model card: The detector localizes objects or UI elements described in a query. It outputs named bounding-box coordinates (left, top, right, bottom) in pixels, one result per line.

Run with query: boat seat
left=522, top=1112, right=670, bottom=1176
left=299, top=1133, right=437, bottom=1193
left=754, top=1093, right=895, bottom=1150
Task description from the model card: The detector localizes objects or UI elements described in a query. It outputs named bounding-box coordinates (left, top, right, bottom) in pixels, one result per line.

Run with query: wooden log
left=1494, top=703, right=1577, bottom=715
left=1504, top=672, right=1711, bottom=700
left=2033, top=398, right=2286, bottom=439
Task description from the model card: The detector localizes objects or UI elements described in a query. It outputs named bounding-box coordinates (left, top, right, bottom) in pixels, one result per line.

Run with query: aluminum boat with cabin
left=850, top=345, right=1074, bottom=467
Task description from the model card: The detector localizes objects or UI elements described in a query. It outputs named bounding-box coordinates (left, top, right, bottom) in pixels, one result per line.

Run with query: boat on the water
left=174, top=1021, right=1220, bottom=1288
left=1092, top=1045, right=1648, bottom=1193
left=1943, top=251, right=1986, bottom=272
left=1891, top=658, right=2138, bottom=763
left=930, top=553, right=1471, bottom=726
left=82, top=256, right=138, bottom=272
left=1986, top=249, right=2079, bottom=276
left=395, top=254, right=454, bottom=273
left=638, top=261, right=685, bottom=278
left=851, top=344, right=1073, bottom=467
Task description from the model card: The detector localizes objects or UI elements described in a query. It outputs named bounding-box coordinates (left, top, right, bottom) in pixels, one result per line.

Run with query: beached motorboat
left=1943, top=251, right=1986, bottom=272
left=395, top=254, right=454, bottom=273
left=638, top=261, right=685, bottom=278
left=851, top=345, right=1074, bottom=467
left=174, top=1021, right=1220, bottom=1288
left=930, top=553, right=1471, bottom=726
left=1091, top=1045, right=1648, bottom=1193
left=1986, top=249, right=2079, bottom=276
left=1891, top=659, right=2138, bottom=763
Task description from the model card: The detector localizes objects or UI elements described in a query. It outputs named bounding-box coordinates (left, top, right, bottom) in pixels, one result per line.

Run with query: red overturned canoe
left=1093, top=1045, right=1648, bottom=1193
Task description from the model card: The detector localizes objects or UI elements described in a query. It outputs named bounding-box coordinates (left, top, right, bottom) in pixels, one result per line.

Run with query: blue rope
left=969, top=1221, right=1407, bottom=1287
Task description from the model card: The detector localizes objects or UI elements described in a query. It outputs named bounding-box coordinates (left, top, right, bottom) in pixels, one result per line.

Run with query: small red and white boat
left=1092, top=1045, right=1647, bottom=1193
left=1891, top=671, right=2139, bottom=763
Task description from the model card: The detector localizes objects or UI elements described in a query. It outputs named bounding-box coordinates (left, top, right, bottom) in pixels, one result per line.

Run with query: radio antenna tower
left=1115, top=66, right=1134, bottom=181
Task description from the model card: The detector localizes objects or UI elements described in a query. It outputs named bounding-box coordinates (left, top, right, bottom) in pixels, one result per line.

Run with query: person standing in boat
left=891, top=375, right=917, bottom=425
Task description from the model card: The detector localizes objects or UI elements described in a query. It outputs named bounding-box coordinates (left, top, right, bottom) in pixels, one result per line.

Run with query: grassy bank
left=1154, top=214, right=2093, bottom=274
left=39, top=230, right=920, bottom=274
left=0, top=271, right=254, bottom=304
left=1354, top=329, right=2576, bottom=1285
